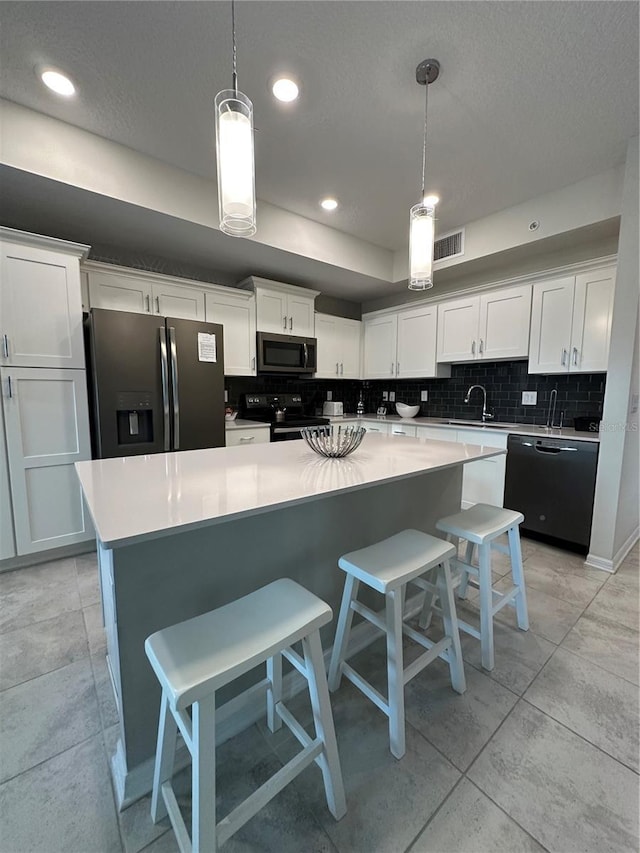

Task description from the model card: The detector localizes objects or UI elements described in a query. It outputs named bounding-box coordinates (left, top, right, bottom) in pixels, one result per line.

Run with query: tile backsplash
left=226, top=360, right=606, bottom=427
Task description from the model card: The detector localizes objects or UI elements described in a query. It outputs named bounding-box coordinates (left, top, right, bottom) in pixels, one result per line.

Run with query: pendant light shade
left=215, top=89, right=256, bottom=236
left=408, top=59, right=440, bottom=290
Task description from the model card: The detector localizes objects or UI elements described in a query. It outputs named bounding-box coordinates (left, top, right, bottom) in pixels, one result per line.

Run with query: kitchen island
left=76, top=433, right=504, bottom=807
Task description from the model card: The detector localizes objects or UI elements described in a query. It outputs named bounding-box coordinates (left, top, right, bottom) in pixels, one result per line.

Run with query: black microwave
left=256, top=332, right=317, bottom=374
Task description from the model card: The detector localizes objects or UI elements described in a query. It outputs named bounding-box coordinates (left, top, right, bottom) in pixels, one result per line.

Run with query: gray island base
left=76, top=434, right=504, bottom=808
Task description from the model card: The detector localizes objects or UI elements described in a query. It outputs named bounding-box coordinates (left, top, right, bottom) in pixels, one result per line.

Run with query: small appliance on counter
left=322, top=401, right=344, bottom=416
left=241, top=393, right=329, bottom=441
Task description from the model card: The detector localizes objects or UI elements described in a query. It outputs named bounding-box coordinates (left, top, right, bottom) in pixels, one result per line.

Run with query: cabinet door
left=205, top=292, right=256, bottom=376
left=362, top=421, right=389, bottom=435
left=0, top=401, right=15, bottom=560
left=256, top=289, right=288, bottom=333
left=225, top=426, right=270, bottom=447
left=151, top=282, right=205, bottom=321
left=314, top=314, right=340, bottom=378
left=363, top=315, right=398, bottom=379
left=479, top=285, right=532, bottom=360
left=570, top=267, right=616, bottom=373
left=1, top=367, right=93, bottom=554
left=397, top=305, right=438, bottom=377
left=390, top=423, right=417, bottom=437
left=457, top=429, right=507, bottom=509
left=87, top=271, right=153, bottom=314
left=416, top=426, right=457, bottom=442
left=287, top=294, right=315, bottom=336
left=1, top=242, right=85, bottom=368
left=436, top=297, right=480, bottom=363
left=335, top=318, right=362, bottom=379
left=528, top=277, right=575, bottom=374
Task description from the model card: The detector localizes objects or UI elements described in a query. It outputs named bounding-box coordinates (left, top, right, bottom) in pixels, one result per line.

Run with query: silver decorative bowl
left=301, top=424, right=366, bottom=458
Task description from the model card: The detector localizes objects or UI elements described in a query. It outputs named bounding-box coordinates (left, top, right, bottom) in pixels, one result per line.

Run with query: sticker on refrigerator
left=197, top=333, right=217, bottom=363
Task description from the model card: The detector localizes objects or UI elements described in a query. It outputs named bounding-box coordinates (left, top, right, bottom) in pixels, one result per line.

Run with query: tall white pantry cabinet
left=0, top=229, right=94, bottom=560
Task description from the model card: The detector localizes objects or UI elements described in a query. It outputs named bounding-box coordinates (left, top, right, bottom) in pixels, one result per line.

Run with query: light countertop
left=225, top=418, right=270, bottom=431
left=75, top=433, right=504, bottom=549
left=328, top=414, right=600, bottom=443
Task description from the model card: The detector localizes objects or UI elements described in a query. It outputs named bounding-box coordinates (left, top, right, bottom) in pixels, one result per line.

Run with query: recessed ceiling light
left=272, top=78, right=299, bottom=103
left=423, top=194, right=440, bottom=206
left=320, top=198, right=338, bottom=211
left=38, top=67, right=76, bottom=97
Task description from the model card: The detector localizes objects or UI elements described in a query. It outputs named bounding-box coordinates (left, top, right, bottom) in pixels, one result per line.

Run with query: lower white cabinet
left=1, top=367, right=94, bottom=555
left=0, top=402, right=15, bottom=560
left=456, top=429, right=507, bottom=509
left=416, top=426, right=458, bottom=442
left=225, top=425, right=270, bottom=447
left=205, top=290, right=257, bottom=376
left=390, top=423, right=417, bottom=437
left=361, top=421, right=389, bottom=435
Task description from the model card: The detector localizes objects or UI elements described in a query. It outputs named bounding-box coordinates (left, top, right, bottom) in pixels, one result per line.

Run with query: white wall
left=588, top=136, right=639, bottom=570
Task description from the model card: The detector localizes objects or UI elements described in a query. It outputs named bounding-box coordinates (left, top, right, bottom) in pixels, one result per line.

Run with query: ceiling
left=0, top=1, right=637, bottom=297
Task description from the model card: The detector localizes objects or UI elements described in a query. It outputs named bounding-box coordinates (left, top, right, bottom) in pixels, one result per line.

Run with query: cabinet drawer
left=390, top=424, right=417, bottom=437
left=225, top=427, right=270, bottom=447
left=362, top=422, right=389, bottom=435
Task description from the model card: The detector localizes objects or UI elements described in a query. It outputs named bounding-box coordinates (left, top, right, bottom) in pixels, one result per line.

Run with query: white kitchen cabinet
left=240, top=277, right=318, bottom=337
left=389, top=423, right=417, bottom=437
left=437, top=285, right=531, bottom=363
left=315, top=313, right=361, bottom=379
left=1, top=367, right=93, bottom=554
left=205, top=290, right=257, bottom=376
left=0, top=401, right=15, bottom=560
left=87, top=264, right=206, bottom=320
left=363, top=305, right=448, bottom=379
left=150, top=281, right=205, bottom=320
left=416, top=426, right=457, bottom=442
left=0, top=230, right=88, bottom=369
left=456, top=428, right=507, bottom=509
left=361, top=421, right=389, bottom=435
left=225, top=425, right=270, bottom=447
left=528, top=267, right=615, bottom=374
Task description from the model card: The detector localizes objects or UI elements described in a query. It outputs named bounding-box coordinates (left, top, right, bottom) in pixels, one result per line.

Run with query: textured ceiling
left=0, top=1, right=638, bottom=252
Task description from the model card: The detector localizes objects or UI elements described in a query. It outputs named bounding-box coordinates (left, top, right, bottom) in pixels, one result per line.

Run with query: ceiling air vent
left=434, top=228, right=465, bottom=262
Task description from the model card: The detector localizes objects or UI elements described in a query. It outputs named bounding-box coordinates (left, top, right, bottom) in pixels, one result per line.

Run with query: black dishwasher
left=504, top=434, right=599, bottom=550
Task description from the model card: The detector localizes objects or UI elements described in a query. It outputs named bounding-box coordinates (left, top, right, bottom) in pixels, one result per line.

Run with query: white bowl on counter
left=395, top=402, right=420, bottom=418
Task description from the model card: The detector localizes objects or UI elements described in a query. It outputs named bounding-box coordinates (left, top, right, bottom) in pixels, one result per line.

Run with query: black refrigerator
left=85, top=308, right=225, bottom=458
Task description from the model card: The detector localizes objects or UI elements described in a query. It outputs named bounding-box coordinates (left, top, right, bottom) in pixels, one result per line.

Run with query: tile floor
left=0, top=538, right=638, bottom=853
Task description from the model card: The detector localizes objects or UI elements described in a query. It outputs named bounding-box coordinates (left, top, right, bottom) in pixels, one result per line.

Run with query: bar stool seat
left=146, top=579, right=346, bottom=852
left=328, top=530, right=466, bottom=760
left=423, top=503, right=529, bottom=672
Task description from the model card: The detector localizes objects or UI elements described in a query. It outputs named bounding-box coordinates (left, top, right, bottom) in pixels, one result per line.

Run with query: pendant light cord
left=420, top=77, right=429, bottom=200
left=231, top=0, right=238, bottom=94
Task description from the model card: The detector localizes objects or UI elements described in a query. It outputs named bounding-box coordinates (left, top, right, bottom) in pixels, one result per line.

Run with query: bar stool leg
left=328, top=574, right=359, bottom=691
left=151, top=694, right=178, bottom=823
left=302, top=630, right=347, bottom=820
left=457, top=540, right=475, bottom=599
left=418, top=579, right=436, bottom=630
left=508, top=525, right=529, bottom=631
left=192, top=694, right=217, bottom=853
left=386, top=587, right=406, bottom=760
left=266, top=652, right=283, bottom=732
left=478, top=543, right=495, bottom=671
left=436, top=560, right=466, bottom=694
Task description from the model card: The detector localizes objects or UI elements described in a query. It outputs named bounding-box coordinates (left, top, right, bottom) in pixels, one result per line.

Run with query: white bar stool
left=423, top=503, right=529, bottom=672
left=327, top=529, right=466, bottom=760
left=145, top=579, right=346, bottom=853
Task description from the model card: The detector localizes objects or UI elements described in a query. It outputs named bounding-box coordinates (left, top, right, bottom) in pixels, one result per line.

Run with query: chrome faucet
left=464, top=384, right=493, bottom=422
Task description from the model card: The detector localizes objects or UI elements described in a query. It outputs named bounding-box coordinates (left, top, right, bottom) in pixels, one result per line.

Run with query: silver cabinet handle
left=561, top=348, right=568, bottom=366
left=156, top=296, right=161, bottom=314
left=145, top=295, right=150, bottom=313
left=479, top=339, right=484, bottom=355
left=1, top=334, right=8, bottom=358
left=251, top=356, right=256, bottom=370
left=283, top=316, right=287, bottom=330
left=336, top=362, right=339, bottom=375
left=289, top=317, right=293, bottom=331
left=391, top=363, right=394, bottom=375
left=340, top=362, right=344, bottom=375
left=239, top=436, right=255, bottom=442
left=572, top=347, right=579, bottom=366
left=396, top=362, right=400, bottom=374
left=168, top=326, right=179, bottom=450
left=159, top=328, right=171, bottom=451
left=393, top=430, right=406, bottom=435
left=471, top=340, right=476, bottom=356
left=7, top=375, right=13, bottom=398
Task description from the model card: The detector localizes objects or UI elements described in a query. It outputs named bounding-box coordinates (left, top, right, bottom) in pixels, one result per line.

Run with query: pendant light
left=214, top=0, right=256, bottom=237
left=408, top=59, right=440, bottom=290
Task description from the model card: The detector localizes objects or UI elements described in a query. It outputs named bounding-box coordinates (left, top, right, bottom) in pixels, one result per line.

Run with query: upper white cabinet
left=0, top=230, right=88, bottom=369
left=205, top=289, right=256, bottom=376
left=363, top=304, right=449, bottom=379
left=437, top=284, right=532, bottom=363
left=528, top=267, right=615, bottom=374
left=315, top=313, right=362, bottom=379
left=86, top=263, right=205, bottom=321
left=1, top=367, right=93, bottom=554
left=239, top=277, right=318, bottom=337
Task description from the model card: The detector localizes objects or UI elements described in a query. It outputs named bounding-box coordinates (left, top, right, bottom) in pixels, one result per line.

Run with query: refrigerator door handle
left=159, top=328, right=171, bottom=451
left=169, top=326, right=180, bottom=450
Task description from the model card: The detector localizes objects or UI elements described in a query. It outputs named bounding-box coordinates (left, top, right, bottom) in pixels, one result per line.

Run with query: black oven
left=256, top=332, right=317, bottom=374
